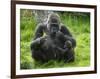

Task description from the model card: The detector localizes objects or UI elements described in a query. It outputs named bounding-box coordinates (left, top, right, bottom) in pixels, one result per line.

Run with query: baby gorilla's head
left=65, top=40, right=72, bottom=48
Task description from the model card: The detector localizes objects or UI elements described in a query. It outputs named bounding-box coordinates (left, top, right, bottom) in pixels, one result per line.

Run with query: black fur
left=31, top=13, right=76, bottom=63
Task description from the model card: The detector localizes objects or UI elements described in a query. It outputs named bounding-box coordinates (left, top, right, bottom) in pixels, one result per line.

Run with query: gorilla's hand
left=31, top=37, right=46, bottom=50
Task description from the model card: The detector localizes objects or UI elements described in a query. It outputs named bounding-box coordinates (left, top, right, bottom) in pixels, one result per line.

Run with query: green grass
left=20, top=10, right=90, bottom=69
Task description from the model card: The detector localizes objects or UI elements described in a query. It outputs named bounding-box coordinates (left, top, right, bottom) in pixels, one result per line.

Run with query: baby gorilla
left=54, top=31, right=75, bottom=62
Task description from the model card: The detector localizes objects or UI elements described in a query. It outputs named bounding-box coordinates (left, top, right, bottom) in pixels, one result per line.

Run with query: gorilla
left=30, top=13, right=76, bottom=63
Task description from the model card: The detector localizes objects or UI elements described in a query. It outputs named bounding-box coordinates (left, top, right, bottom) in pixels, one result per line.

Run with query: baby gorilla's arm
left=54, top=46, right=69, bottom=54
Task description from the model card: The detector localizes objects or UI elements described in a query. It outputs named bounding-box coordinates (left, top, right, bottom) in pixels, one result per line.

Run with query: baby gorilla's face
left=65, top=40, right=72, bottom=48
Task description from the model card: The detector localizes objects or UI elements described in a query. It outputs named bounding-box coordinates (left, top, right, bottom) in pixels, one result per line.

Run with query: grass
left=20, top=10, right=90, bottom=69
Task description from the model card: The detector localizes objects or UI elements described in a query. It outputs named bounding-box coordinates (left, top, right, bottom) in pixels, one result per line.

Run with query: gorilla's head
left=47, top=13, right=61, bottom=37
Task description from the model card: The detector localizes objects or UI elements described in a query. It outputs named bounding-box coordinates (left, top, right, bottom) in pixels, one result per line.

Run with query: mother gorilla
left=30, top=13, right=76, bottom=63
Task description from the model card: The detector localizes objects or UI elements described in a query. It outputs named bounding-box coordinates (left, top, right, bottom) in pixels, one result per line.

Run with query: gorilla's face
left=48, top=18, right=60, bottom=37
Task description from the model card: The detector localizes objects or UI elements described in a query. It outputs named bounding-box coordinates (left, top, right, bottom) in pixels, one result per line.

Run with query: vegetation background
left=20, top=9, right=90, bottom=69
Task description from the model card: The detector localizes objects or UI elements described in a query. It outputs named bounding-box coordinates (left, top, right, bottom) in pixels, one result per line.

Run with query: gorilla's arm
left=34, top=23, right=45, bottom=40
left=60, top=25, right=76, bottom=48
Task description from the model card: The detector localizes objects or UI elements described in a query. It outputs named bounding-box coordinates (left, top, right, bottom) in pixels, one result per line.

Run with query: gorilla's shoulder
left=60, top=23, right=68, bottom=30
left=60, top=23, right=67, bottom=27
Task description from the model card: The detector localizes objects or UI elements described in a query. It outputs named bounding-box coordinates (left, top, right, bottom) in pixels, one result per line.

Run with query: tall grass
left=20, top=10, right=90, bottom=69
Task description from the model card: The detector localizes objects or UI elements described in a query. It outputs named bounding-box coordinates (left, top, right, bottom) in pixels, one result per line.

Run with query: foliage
left=20, top=10, right=90, bottom=69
